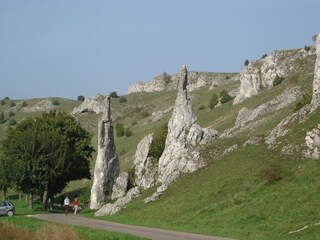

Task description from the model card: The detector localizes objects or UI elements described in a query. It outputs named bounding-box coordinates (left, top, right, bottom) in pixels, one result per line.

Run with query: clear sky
left=0, top=0, right=319, bottom=100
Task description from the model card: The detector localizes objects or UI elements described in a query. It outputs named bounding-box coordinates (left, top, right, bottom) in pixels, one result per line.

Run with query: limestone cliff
left=90, top=93, right=119, bottom=209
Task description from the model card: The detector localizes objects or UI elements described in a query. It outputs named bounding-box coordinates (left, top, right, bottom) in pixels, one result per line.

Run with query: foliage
left=198, top=105, right=206, bottom=110
left=272, top=74, right=285, bottom=86
left=261, top=53, right=267, bottom=59
left=304, top=45, right=311, bottom=51
left=22, top=101, right=28, bottom=107
left=10, top=101, right=16, bottom=107
left=244, top=59, right=249, bottom=66
left=119, top=96, right=128, bottom=103
left=110, top=92, right=119, bottom=98
left=127, top=166, right=135, bottom=189
left=312, top=34, right=317, bottom=43
left=0, top=100, right=5, bottom=105
left=8, top=119, right=17, bottom=126
left=115, top=123, right=124, bottom=137
left=209, top=93, right=219, bottom=109
left=0, top=112, right=5, bottom=124
left=52, top=100, right=60, bottom=106
left=77, top=95, right=85, bottom=102
left=8, top=111, right=14, bottom=117
left=4, top=97, right=10, bottom=100
left=163, top=72, right=172, bottom=85
left=220, top=90, right=232, bottom=104
left=148, top=123, right=168, bottom=161
left=124, top=127, right=133, bottom=137
left=260, top=161, right=284, bottom=184
left=294, top=93, right=312, bottom=112
left=1, top=111, right=93, bottom=208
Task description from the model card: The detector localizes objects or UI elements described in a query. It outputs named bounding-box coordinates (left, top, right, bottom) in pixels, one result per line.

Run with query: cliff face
left=234, top=47, right=316, bottom=104
left=128, top=71, right=237, bottom=94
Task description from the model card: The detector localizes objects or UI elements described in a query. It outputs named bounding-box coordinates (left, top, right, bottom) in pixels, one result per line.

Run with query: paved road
left=30, top=214, right=235, bottom=240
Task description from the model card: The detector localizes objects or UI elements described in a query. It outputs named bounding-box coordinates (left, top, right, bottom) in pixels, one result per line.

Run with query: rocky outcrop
left=311, top=34, right=320, bottom=111
left=234, top=48, right=315, bottom=105
left=21, top=99, right=56, bottom=112
left=111, top=172, right=129, bottom=200
left=157, top=65, right=218, bottom=186
left=134, top=134, right=157, bottom=190
left=94, top=187, right=140, bottom=216
left=128, top=71, right=237, bottom=94
left=72, top=94, right=105, bottom=115
left=90, top=94, right=119, bottom=209
left=305, top=124, right=320, bottom=159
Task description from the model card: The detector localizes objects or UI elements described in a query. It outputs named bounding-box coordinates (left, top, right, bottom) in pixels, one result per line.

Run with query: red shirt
left=73, top=198, right=79, bottom=206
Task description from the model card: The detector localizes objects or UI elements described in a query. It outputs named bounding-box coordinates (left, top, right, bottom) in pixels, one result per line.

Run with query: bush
left=261, top=53, right=268, bottom=59
left=294, top=93, right=312, bottom=112
left=115, top=123, right=124, bottom=137
left=209, top=93, right=219, bottom=109
left=272, top=74, right=285, bottom=87
left=244, top=59, right=249, bottom=66
left=77, top=95, right=85, bottom=101
left=124, top=127, right=133, bottom=137
left=198, top=105, right=206, bottom=110
left=10, top=102, right=16, bottom=107
left=220, top=90, right=232, bottom=104
left=8, top=119, right=17, bottom=126
left=261, top=161, right=284, bottom=184
left=127, top=166, right=135, bottom=189
left=119, top=96, right=127, bottom=103
left=0, top=100, right=6, bottom=105
left=21, top=101, right=27, bottom=107
left=8, top=111, right=14, bottom=117
left=132, top=120, right=137, bottom=126
left=304, top=45, right=311, bottom=51
left=149, top=123, right=168, bottom=161
left=52, top=100, right=60, bottom=106
left=163, top=72, right=172, bottom=85
left=0, top=112, right=5, bottom=124
left=110, top=92, right=119, bottom=98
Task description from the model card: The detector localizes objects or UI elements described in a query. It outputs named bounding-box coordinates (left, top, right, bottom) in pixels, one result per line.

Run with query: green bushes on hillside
left=209, top=93, right=219, bottom=109
left=294, top=93, right=312, bottom=112
left=0, top=112, right=5, bottom=124
left=272, top=74, right=285, bottom=86
left=149, top=123, right=168, bottom=161
left=220, top=90, right=233, bottom=104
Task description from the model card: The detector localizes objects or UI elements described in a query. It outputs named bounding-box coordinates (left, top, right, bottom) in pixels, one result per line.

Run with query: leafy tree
left=115, top=123, right=124, bottom=137
left=163, top=72, right=172, bottom=84
left=220, top=90, right=232, bottom=104
left=52, top=100, right=60, bottom=106
left=8, top=111, right=14, bottom=117
left=0, top=112, right=5, bottom=124
left=0, top=154, right=13, bottom=199
left=294, top=93, right=312, bottom=112
left=77, top=95, right=85, bottom=102
left=273, top=74, right=285, bottom=87
left=261, top=53, right=268, bottom=59
left=1, top=111, right=93, bottom=209
left=4, top=97, right=9, bottom=100
left=209, top=93, right=219, bottom=109
left=110, top=92, right=119, bottom=98
left=244, top=59, right=249, bottom=66
left=149, top=123, right=168, bottom=161
left=21, top=101, right=27, bottom=107
left=10, top=102, right=16, bottom=107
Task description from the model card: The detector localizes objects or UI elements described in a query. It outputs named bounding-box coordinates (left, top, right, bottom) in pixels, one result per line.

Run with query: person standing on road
left=64, top=196, right=70, bottom=215
left=73, top=196, right=79, bottom=215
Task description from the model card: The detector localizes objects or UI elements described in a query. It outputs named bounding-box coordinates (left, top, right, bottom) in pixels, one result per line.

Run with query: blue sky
left=0, top=0, right=319, bottom=100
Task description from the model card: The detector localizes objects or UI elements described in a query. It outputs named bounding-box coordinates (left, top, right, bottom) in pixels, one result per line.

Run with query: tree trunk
left=19, top=192, right=22, bottom=201
left=42, top=187, right=48, bottom=210
left=28, top=193, right=33, bottom=209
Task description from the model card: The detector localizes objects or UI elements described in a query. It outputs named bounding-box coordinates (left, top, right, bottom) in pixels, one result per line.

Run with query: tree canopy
left=0, top=111, right=94, bottom=208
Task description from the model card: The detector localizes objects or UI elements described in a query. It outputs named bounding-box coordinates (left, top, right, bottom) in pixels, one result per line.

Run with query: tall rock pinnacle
left=90, top=93, right=119, bottom=209
left=311, top=34, right=320, bottom=111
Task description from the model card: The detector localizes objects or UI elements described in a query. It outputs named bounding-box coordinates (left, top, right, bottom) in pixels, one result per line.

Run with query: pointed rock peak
left=103, top=93, right=111, bottom=123
left=180, top=64, right=188, bottom=90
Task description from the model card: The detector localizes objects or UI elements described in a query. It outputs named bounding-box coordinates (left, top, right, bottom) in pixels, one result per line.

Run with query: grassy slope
left=1, top=49, right=319, bottom=239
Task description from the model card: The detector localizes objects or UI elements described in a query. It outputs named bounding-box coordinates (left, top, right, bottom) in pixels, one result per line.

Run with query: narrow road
left=30, top=214, right=235, bottom=240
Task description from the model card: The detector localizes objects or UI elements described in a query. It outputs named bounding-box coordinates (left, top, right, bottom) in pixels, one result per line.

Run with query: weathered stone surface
left=143, top=185, right=168, bottom=204
left=128, top=71, right=237, bottom=94
left=21, top=99, right=56, bottom=112
left=158, top=65, right=218, bottom=186
left=94, top=203, right=120, bottom=216
left=311, top=34, right=320, bottom=111
left=234, top=48, right=315, bottom=105
left=304, top=124, right=320, bottom=159
left=111, top=172, right=128, bottom=200
left=72, top=94, right=105, bottom=115
left=134, top=134, right=157, bottom=190
left=90, top=93, right=119, bottom=209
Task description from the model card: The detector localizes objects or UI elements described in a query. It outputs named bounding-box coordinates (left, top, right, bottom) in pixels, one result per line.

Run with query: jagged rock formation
left=311, top=34, right=320, bottom=111
left=94, top=187, right=140, bottom=216
left=72, top=94, right=105, bottom=115
left=90, top=93, right=119, bottom=209
left=134, top=133, right=157, bottom=190
left=221, top=87, right=302, bottom=138
left=305, top=124, right=320, bottom=159
left=234, top=47, right=315, bottom=105
left=157, top=65, right=218, bottom=186
left=111, top=172, right=128, bottom=200
left=21, top=99, right=56, bottom=112
left=128, top=71, right=237, bottom=94
left=266, top=34, right=320, bottom=146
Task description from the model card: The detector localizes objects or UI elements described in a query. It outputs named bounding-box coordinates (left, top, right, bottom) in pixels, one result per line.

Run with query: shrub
left=244, top=59, right=249, bottom=66
left=127, top=166, right=135, bottom=189
left=77, top=95, right=85, bottom=101
left=294, top=93, right=312, bottom=112
left=198, top=105, right=206, bottom=110
left=209, top=93, right=219, bottom=109
left=304, top=45, right=311, bottom=51
left=110, top=92, right=119, bottom=98
left=10, top=101, right=16, bottom=107
left=132, top=120, right=137, bottom=126
left=163, top=72, right=172, bottom=85
left=21, top=101, right=27, bottom=107
left=115, top=123, right=124, bottom=137
left=261, top=161, right=284, bottom=184
left=119, top=96, right=127, bottom=103
left=8, top=119, right=17, bottom=126
left=220, top=90, right=232, bottom=104
left=8, top=111, right=14, bottom=117
left=272, top=74, right=285, bottom=87
left=141, top=111, right=150, bottom=118
left=0, top=100, right=5, bottom=105
left=261, top=53, right=268, bottom=59
left=124, top=127, right=133, bottom=137
left=52, top=100, right=60, bottom=106
left=149, top=123, right=168, bottom=161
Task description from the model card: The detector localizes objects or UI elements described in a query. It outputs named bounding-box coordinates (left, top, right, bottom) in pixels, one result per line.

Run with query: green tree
left=8, top=111, right=14, bottom=117
left=244, top=59, right=249, bottom=66
left=10, top=102, right=16, bottom=107
left=7, top=119, right=17, bottom=126
left=163, top=72, right=171, bottom=84
left=1, top=111, right=93, bottom=209
left=0, top=100, right=5, bottom=105
left=115, top=123, right=124, bottom=137
left=273, top=74, right=285, bottom=86
left=209, top=93, right=219, bottom=109
left=110, top=92, right=119, bottom=98
left=77, top=95, right=85, bottom=101
left=149, top=123, right=168, bottom=161
left=220, top=90, right=232, bottom=104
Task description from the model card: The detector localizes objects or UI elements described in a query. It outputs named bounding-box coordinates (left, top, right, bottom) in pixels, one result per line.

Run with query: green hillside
left=1, top=47, right=319, bottom=239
